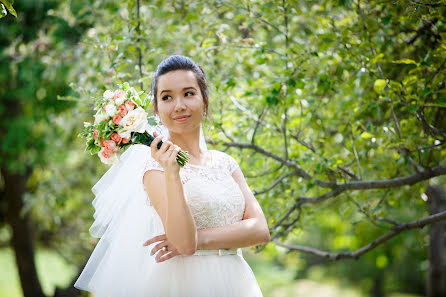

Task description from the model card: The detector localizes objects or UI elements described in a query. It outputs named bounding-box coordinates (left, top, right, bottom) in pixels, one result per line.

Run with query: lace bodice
left=143, top=150, right=245, bottom=229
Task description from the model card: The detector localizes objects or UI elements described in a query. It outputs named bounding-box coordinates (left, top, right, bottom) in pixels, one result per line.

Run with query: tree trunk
left=426, top=183, right=445, bottom=297
left=2, top=167, right=46, bottom=297
left=370, top=271, right=384, bottom=297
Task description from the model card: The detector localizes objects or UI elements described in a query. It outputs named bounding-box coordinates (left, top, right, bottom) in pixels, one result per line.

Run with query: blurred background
left=1, top=0, right=445, bottom=296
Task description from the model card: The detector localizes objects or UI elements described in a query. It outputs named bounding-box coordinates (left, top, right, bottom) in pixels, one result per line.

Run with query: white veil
left=74, top=124, right=207, bottom=297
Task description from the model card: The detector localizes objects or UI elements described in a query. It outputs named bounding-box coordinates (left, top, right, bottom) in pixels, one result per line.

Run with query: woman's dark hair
left=151, top=55, right=209, bottom=115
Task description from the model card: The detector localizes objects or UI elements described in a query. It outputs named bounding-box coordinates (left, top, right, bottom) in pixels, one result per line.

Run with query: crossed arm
left=143, top=167, right=270, bottom=262
left=197, top=167, right=270, bottom=249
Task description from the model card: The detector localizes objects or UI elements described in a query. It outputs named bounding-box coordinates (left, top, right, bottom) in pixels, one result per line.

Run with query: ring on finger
left=161, top=246, right=167, bottom=252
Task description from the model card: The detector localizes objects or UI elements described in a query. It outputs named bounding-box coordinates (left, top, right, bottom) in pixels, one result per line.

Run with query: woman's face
left=156, top=70, right=205, bottom=135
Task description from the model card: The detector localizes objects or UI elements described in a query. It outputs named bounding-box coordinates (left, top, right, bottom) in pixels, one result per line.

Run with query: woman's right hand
left=150, top=131, right=181, bottom=174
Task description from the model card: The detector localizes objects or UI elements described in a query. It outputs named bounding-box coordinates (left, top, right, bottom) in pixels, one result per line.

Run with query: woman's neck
left=168, top=128, right=206, bottom=163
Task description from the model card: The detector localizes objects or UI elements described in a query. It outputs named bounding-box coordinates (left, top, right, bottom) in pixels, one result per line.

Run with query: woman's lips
left=174, top=115, right=190, bottom=122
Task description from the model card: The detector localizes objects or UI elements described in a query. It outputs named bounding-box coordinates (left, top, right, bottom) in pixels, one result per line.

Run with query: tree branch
left=272, top=210, right=446, bottom=260
left=218, top=139, right=446, bottom=190
left=254, top=172, right=298, bottom=195
left=136, top=0, right=144, bottom=90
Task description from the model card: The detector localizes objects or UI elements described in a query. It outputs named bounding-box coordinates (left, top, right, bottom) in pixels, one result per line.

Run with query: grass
left=1, top=247, right=425, bottom=297
left=0, top=247, right=78, bottom=297
left=243, top=249, right=365, bottom=297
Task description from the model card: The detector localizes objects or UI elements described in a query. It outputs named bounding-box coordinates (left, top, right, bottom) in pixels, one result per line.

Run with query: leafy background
left=0, top=0, right=445, bottom=297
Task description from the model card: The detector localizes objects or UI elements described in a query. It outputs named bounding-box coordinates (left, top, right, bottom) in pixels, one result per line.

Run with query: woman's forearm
left=197, top=218, right=270, bottom=250
left=165, top=172, right=197, bottom=255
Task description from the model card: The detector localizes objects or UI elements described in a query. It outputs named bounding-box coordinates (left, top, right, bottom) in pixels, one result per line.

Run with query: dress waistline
left=193, top=248, right=242, bottom=256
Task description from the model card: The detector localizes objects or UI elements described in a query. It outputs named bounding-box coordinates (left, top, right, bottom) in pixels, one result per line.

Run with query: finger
left=150, top=135, right=163, bottom=152
left=168, top=146, right=178, bottom=159
left=159, top=140, right=172, bottom=155
left=143, top=234, right=166, bottom=246
left=151, top=241, right=168, bottom=256
left=157, top=251, right=179, bottom=263
left=169, top=146, right=180, bottom=162
left=155, top=250, right=169, bottom=262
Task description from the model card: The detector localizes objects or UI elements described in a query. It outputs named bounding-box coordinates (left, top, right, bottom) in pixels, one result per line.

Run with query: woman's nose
left=174, top=96, right=186, bottom=111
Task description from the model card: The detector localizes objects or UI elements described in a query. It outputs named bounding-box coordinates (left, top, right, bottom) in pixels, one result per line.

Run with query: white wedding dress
left=74, top=143, right=264, bottom=297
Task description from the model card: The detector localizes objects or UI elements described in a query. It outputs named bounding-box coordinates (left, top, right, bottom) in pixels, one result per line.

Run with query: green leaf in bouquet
left=133, top=95, right=144, bottom=106
left=139, top=93, right=148, bottom=106
left=122, top=82, right=130, bottom=91
left=147, top=116, right=158, bottom=126
left=131, top=132, right=148, bottom=144
left=86, top=138, right=95, bottom=147
left=90, top=145, right=101, bottom=155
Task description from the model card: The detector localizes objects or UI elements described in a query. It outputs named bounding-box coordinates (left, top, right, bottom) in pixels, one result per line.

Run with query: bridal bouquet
left=80, top=82, right=189, bottom=166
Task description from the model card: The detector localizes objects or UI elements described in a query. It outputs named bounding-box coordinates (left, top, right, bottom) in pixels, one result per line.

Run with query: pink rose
left=93, top=129, right=98, bottom=140
left=100, top=137, right=105, bottom=147
left=113, top=90, right=125, bottom=101
left=118, top=104, right=127, bottom=116
left=125, top=100, right=135, bottom=111
left=110, top=132, right=122, bottom=144
left=102, top=104, right=107, bottom=111
left=104, top=140, right=118, bottom=153
left=113, top=114, right=122, bottom=124
left=122, top=137, right=130, bottom=144
left=101, top=148, right=111, bottom=159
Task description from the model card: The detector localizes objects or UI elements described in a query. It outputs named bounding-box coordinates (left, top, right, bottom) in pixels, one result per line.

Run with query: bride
left=74, top=55, right=270, bottom=297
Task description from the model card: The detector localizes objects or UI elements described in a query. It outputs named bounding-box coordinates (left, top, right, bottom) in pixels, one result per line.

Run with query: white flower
left=115, top=96, right=126, bottom=105
left=103, top=90, right=114, bottom=100
left=105, top=104, right=117, bottom=117
left=117, top=128, right=131, bottom=139
left=98, top=148, right=119, bottom=165
left=129, top=87, right=140, bottom=104
left=119, top=107, right=148, bottom=133
left=94, top=111, right=106, bottom=122
left=130, top=87, right=139, bottom=97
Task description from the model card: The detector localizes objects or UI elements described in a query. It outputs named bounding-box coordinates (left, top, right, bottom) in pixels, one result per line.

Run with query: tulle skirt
left=142, top=252, right=263, bottom=297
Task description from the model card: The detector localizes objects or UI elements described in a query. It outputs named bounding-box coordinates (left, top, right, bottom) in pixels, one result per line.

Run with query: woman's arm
left=143, top=134, right=197, bottom=255
left=197, top=167, right=270, bottom=249
left=144, top=156, right=269, bottom=261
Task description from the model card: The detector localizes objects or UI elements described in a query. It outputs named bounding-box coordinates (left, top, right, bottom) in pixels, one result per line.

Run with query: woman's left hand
left=143, top=234, right=181, bottom=263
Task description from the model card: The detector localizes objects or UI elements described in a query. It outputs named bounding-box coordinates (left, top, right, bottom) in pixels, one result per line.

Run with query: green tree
left=0, top=0, right=94, bottom=296
left=2, top=1, right=446, bottom=297
left=62, top=0, right=446, bottom=295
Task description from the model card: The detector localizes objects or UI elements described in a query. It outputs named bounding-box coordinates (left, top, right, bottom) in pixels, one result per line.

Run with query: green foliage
left=1, top=0, right=445, bottom=296
left=0, top=0, right=17, bottom=18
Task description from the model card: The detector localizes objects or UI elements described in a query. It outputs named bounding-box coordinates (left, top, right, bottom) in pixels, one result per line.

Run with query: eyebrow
left=160, top=87, right=197, bottom=95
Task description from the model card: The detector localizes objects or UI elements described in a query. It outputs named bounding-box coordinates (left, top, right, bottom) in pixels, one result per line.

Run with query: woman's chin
left=168, top=122, right=201, bottom=135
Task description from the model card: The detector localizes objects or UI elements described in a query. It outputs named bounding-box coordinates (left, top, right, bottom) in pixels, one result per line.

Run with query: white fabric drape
left=74, top=124, right=208, bottom=297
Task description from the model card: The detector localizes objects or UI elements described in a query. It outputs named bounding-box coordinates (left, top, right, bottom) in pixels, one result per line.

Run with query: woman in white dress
left=74, top=55, right=269, bottom=297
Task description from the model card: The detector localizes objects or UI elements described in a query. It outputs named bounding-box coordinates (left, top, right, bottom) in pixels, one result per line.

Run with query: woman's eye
left=185, top=91, right=194, bottom=96
left=161, top=95, right=172, bottom=101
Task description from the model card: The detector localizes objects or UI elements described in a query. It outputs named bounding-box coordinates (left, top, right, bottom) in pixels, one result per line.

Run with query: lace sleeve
left=142, top=156, right=164, bottom=207
left=143, top=156, right=164, bottom=173
left=227, top=154, right=240, bottom=174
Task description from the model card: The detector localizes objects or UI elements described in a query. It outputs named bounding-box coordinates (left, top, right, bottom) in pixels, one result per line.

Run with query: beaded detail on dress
left=143, top=150, right=245, bottom=229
